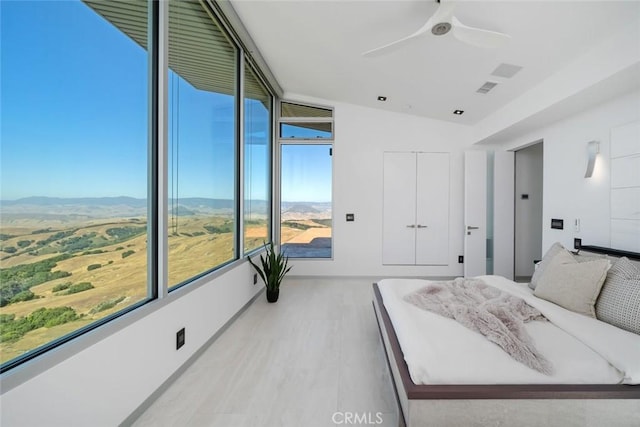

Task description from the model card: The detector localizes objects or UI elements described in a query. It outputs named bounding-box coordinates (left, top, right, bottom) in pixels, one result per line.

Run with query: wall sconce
left=584, top=140, right=600, bottom=178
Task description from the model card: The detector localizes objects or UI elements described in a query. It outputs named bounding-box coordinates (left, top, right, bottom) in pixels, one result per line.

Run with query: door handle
left=406, top=224, right=416, bottom=228
left=467, top=226, right=479, bottom=230
left=416, top=225, right=428, bottom=228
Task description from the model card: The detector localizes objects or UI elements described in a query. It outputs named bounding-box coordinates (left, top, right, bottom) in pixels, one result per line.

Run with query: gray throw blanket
left=403, top=278, right=553, bottom=375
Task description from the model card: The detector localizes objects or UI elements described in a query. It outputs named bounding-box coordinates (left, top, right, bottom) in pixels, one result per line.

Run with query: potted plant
left=247, top=241, right=292, bottom=303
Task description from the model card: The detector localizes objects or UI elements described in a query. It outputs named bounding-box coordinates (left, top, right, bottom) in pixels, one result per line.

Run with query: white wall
left=283, top=96, right=475, bottom=277
left=500, top=90, right=640, bottom=255
left=514, top=143, right=543, bottom=277
left=0, top=262, right=261, bottom=426
left=610, top=121, right=640, bottom=252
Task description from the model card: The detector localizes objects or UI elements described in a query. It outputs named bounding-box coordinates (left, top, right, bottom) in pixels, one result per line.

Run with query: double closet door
left=383, top=152, right=449, bottom=265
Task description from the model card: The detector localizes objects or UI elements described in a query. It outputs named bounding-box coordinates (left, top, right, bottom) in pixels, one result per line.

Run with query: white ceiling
left=229, top=0, right=640, bottom=127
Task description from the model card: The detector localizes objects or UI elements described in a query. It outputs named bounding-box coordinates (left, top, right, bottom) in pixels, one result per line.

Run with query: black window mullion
left=148, top=0, right=160, bottom=300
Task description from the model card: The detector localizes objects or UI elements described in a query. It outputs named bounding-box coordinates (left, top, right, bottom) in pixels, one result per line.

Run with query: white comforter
left=378, top=275, right=640, bottom=385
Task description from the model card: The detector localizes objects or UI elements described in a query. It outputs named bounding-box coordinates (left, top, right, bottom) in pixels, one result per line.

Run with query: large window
left=0, top=0, right=150, bottom=367
left=167, top=0, right=237, bottom=288
left=0, top=0, right=274, bottom=372
left=279, top=102, right=334, bottom=259
left=244, top=63, right=272, bottom=253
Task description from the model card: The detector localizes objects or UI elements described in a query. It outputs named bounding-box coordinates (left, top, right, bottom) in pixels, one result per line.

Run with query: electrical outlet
left=253, top=273, right=258, bottom=285
left=458, top=255, right=464, bottom=263
left=176, top=328, right=185, bottom=350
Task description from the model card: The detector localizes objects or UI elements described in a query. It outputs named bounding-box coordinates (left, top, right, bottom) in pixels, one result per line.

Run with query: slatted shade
left=83, top=0, right=267, bottom=103
left=280, top=102, right=332, bottom=118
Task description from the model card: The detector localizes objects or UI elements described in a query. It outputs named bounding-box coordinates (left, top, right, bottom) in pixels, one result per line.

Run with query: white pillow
left=533, top=247, right=610, bottom=317
left=529, top=242, right=564, bottom=290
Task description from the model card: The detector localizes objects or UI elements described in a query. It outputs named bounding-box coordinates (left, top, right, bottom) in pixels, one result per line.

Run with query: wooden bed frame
left=372, top=282, right=640, bottom=427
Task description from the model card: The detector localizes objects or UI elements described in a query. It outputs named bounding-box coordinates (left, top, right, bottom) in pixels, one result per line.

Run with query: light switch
left=551, top=219, right=564, bottom=230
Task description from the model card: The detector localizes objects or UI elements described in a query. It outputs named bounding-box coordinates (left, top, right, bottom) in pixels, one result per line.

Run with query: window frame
left=241, top=57, right=274, bottom=256
left=276, top=100, right=334, bottom=259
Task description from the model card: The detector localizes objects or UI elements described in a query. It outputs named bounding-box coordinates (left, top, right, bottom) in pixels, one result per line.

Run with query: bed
left=373, top=246, right=640, bottom=426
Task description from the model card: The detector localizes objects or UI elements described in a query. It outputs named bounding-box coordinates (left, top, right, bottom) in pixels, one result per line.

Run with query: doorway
left=514, top=142, right=543, bottom=282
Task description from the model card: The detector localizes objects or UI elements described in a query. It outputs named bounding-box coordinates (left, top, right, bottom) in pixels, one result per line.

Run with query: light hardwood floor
left=131, top=278, right=399, bottom=427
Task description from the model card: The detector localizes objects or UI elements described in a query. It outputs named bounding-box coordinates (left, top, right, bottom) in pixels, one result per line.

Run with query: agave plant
left=247, top=241, right=292, bottom=293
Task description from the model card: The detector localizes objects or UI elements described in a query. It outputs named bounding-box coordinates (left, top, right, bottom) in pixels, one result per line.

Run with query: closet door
left=383, top=152, right=417, bottom=264
left=416, top=153, right=449, bottom=265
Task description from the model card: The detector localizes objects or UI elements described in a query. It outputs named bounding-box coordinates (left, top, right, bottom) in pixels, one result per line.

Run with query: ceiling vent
left=476, top=81, right=498, bottom=94
left=491, top=63, right=523, bottom=79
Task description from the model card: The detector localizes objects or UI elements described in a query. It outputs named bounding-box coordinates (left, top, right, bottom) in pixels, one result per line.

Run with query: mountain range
left=0, top=197, right=330, bottom=219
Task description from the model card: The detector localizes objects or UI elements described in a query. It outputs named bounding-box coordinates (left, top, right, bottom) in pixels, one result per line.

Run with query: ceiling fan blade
left=362, top=0, right=456, bottom=58
left=451, top=16, right=511, bottom=49
left=362, top=20, right=433, bottom=57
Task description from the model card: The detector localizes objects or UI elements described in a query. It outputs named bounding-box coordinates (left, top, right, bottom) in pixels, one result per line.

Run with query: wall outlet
left=458, top=255, right=464, bottom=263
left=176, top=328, right=185, bottom=350
left=253, top=273, right=258, bottom=285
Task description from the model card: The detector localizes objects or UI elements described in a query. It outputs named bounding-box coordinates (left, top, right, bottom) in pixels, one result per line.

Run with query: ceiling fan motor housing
left=432, top=22, right=452, bottom=36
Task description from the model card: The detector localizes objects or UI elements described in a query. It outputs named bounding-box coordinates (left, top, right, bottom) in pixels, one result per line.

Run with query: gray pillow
left=533, top=248, right=610, bottom=317
left=529, top=242, right=564, bottom=290
left=595, top=257, right=640, bottom=335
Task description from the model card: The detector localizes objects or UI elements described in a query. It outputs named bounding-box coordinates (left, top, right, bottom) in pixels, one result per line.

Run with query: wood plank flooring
left=131, top=278, right=399, bottom=427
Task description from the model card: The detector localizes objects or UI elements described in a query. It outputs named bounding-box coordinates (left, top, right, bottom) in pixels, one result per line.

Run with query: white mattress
left=378, top=275, right=640, bottom=385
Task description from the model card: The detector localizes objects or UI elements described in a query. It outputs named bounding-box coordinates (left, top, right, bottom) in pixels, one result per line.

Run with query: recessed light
left=377, top=96, right=387, bottom=102
left=453, top=110, right=464, bottom=115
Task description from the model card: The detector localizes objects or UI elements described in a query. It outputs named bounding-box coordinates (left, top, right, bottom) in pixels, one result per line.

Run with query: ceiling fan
left=362, top=0, right=511, bottom=57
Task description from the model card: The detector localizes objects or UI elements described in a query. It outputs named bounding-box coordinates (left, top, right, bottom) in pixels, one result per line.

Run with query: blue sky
left=1, top=0, right=148, bottom=199
left=1, top=0, right=327, bottom=203
left=281, top=144, right=332, bottom=203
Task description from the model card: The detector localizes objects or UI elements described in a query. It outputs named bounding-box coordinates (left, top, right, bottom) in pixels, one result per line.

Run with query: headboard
left=578, top=244, right=640, bottom=269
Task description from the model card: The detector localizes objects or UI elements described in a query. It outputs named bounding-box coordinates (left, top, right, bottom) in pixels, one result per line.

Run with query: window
left=279, top=102, right=333, bottom=140
left=0, top=0, right=275, bottom=373
left=278, top=102, right=333, bottom=259
left=278, top=102, right=333, bottom=258
left=167, top=0, right=238, bottom=288
left=244, top=62, right=272, bottom=254
left=0, top=0, right=151, bottom=368
left=280, top=143, right=333, bottom=258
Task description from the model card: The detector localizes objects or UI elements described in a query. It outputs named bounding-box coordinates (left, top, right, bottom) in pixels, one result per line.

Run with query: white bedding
left=378, top=275, right=640, bottom=385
